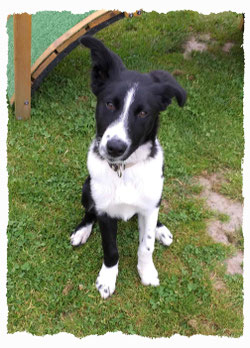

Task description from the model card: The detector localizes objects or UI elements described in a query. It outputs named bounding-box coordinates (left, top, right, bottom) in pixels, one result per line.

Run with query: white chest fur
left=87, top=140, right=164, bottom=220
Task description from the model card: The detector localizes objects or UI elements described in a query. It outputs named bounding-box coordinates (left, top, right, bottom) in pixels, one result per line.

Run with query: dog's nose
left=107, top=138, right=127, bottom=158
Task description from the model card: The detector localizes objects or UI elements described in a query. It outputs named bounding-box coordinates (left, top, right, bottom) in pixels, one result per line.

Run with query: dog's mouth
left=99, top=145, right=130, bottom=164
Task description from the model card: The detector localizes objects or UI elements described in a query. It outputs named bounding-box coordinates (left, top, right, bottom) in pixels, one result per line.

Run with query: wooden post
left=14, top=13, right=32, bottom=120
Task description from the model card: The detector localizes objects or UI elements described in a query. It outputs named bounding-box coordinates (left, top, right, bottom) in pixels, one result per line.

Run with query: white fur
left=137, top=209, right=160, bottom=286
left=88, top=139, right=164, bottom=221
left=99, top=84, right=137, bottom=159
left=155, top=225, right=173, bottom=246
left=96, top=262, right=118, bottom=299
left=70, top=224, right=93, bottom=246
left=85, top=134, right=173, bottom=297
left=87, top=139, right=167, bottom=295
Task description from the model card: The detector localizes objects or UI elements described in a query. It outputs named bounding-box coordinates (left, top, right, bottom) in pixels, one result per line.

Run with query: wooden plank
left=31, top=10, right=110, bottom=74
left=56, top=26, right=87, bottom=53
left=56, top=11, right=120, bottom=53
left=32, top=52, right=57, bottom=80
left=14, top=13, right=32, bottom=120
left=11, top=10, right=123, bottom=104
left=31, top=10, right=122, bottom=80
left=84, top=10, right=120, bottom=30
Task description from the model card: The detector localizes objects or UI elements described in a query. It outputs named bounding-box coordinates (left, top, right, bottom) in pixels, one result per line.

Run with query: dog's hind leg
left=155, top=221, right=173, bottom=246
left=70, top=176, right=96, bottom=246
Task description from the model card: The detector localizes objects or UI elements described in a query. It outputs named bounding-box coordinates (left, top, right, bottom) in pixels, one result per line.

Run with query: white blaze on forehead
left=120, top=83, right=137, bottom=123
left=100, top=84, right=138, bottom=149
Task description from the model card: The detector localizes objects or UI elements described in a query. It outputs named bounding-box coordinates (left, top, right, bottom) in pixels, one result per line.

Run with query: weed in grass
left=216, top=213, right=230, bottom=223
left=219, top=171, right=243, bottom=202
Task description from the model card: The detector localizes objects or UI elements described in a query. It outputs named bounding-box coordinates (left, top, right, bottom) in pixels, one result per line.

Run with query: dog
left=70, top=36, right=187, bottom=299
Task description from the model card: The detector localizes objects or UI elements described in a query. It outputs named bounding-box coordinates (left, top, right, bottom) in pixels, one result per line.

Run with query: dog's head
left=80, top=36, right=187, bottom=163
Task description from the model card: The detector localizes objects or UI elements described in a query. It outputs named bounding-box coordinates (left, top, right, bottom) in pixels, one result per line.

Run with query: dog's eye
left=138, top=111, right=147, bottom=118
left=106, top=102, right=116, bottom=111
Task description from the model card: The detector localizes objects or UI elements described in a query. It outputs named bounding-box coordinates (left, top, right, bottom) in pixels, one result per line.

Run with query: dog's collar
left=108, top=162, right=135, bottom=177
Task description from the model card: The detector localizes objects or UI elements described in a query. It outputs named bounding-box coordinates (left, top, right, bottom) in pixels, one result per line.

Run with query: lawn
left=7, top=10, right=244, bottom=337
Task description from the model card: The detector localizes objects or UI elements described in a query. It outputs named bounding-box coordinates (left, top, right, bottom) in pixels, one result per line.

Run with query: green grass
left=218, top=170, right=243, bottom=201
left=7, top=11, right=244, bottom=337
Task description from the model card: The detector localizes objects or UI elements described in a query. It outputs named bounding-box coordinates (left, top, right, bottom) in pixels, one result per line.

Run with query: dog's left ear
left=150, top=70, right=187, bottom=110
left=80, top=36, right=126, bottom=95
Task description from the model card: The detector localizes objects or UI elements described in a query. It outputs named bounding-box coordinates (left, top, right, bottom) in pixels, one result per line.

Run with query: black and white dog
left=70, top=36, right=187, bottom=299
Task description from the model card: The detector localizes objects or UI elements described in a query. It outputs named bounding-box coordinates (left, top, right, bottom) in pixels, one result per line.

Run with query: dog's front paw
left=137, top=263, right=159, bottom=286
left=155, top=224, right=173, bottom=246
left=96, top=263, right=118, bottom=299
left=70, top=224, right=92, bottom=246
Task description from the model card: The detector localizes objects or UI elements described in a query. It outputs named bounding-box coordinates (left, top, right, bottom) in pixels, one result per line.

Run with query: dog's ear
left=151, top=82, right=187, bottom=111
left=80, top=36, right=125, bottom=95
left=150, top=70, right=187, bottom=110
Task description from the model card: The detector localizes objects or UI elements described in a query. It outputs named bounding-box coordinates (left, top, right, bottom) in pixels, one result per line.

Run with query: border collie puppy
left=70, top=36, right=187, bottom=299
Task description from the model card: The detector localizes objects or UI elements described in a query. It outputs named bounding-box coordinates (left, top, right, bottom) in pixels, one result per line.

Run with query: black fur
left=74, top=36, right=187, bottom=269
left=80, top=36, right=187, bottom=162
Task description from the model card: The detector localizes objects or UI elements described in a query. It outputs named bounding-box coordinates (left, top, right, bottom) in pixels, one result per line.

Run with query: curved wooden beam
left=10, top=10, right=143, bottom=105
left=31, top=10, right=114, bottom=78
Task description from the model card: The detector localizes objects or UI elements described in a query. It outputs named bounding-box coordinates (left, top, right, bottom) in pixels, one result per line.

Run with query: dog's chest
left=88, top=150, right=163, bottom=220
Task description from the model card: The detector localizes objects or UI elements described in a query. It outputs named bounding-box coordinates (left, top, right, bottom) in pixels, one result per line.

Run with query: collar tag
left=109, top=162, right=125, bottom=177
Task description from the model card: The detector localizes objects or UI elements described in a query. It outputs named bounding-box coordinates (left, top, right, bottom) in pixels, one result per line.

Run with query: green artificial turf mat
left=7, top=10, right=95, bottom=100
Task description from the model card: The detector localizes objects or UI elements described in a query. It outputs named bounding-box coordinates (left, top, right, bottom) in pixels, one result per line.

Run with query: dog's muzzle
left=106, top=138, right=128, bottom=158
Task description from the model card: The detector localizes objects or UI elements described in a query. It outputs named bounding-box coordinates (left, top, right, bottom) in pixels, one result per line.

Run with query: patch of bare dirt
left=213, top=278, right=227, bottom=290
left=225, top=251, right=243, bottom=275
left=183, top=36, right=208, bottom=59
left=222, top=42, right=235, bottom=53
left=183, top=34, right=235, bottom=59
left=195, top=173, right=243, bottom=275
left=187, top=317, right=219, bottom=335
left=198, top=175, right=243, bottom=243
